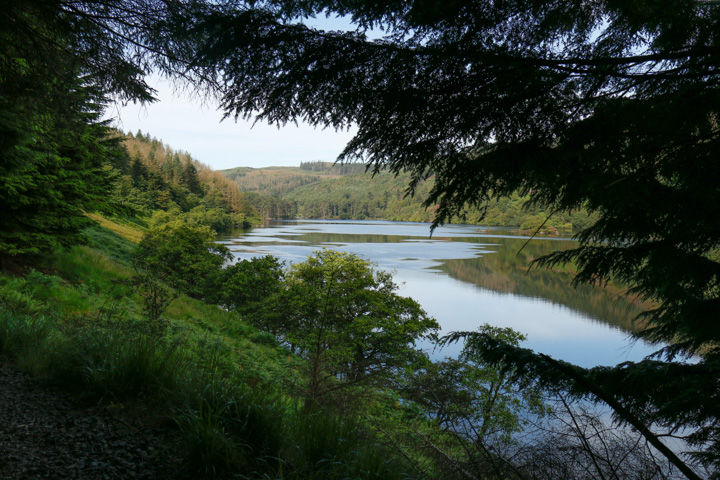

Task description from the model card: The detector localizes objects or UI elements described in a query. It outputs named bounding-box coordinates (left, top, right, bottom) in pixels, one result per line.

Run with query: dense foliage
left=216, top=250, right=438, bottom=405
left=133, top=221, right=231, bottom=300
left=117, top=132, right=261, bottom=226
left=0, top=1, right=127, bottom=256
left=164, top=0, right=720, bottom=476
left=3, top=0, right=720, bottom=477
left=283, top=250, right=438, bottom=403
left=0, top=0, right=187, bottom=260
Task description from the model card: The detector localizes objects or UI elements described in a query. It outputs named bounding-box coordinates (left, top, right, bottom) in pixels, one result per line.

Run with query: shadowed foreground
left=0, top=366, right=180, bottom=480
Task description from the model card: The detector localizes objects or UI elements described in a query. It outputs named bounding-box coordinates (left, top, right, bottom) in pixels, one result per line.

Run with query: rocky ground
left=0, top=366, right=182, bottom=479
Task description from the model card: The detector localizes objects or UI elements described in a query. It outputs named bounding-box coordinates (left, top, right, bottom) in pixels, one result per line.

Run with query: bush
left=216, top=255, right=285, bottom=315
left=133, top=222, right=230, bottom=300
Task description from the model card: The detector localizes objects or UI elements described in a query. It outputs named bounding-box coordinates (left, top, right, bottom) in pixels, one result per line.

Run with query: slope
left=224, top=161, right=598, bottom=233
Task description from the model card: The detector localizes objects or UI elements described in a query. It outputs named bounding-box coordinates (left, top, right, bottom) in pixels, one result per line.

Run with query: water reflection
left=218, top=219, right=658, bottom=367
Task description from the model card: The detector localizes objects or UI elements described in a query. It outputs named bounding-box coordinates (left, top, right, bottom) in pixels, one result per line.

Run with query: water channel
left=217, top=219, right=659, bottom=368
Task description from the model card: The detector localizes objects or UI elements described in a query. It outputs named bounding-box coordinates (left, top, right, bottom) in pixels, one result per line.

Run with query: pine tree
left=0, top=68, right=123, bottom=256
left=0, top=0, right=167, bottom=258
left=162, top=1, right=720, bottom=475
left=181, top=161, right=203, bottom=195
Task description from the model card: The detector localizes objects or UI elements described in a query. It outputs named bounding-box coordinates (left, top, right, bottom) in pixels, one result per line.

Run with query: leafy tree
left=217, top=255, right=287, bottom=327
left=410, top=326, right=545, bottom=445
left=6, top=0, right=718, bottom=472
left=133, top=222, right=231, bottom=300
left=395, top=325, right=547, bottom=479
left=280, top=249, right=438, bottom=404
left=164, top=1, right=720, bottom=475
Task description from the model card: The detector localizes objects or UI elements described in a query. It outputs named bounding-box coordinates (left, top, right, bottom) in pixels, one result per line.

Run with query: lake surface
left=218, top=219, right=658, bottom=368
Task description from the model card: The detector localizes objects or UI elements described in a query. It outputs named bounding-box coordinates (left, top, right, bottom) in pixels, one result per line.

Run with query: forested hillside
left=115, top=131, right=262, bottom=230
left=224, top=161, right=599, bottom=233
left=222, top=161, right=367, bottom=196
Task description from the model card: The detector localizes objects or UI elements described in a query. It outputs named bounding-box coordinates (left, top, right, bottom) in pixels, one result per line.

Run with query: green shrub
left=133, top=222, right=230, bottom=300
left=279, top=412, right=409, bottom=480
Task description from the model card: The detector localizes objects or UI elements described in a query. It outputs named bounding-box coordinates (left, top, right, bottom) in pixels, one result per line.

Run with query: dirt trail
left=0, top=366, right=181, bottom=479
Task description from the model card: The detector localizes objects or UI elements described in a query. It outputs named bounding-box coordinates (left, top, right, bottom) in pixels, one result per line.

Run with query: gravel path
left=0, top=366, right=182, bottom=479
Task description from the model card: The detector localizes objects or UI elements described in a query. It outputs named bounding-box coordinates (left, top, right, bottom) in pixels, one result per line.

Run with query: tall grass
left=54, top=246, right=131, bottom=291
left=0, top=306, right=409, bottom=479
left=53, top=328, right=187, bottom=401
left=277, top=412, right=410, bottom=480
left=176, top=372, right=285, bottom=476
left=0, top=311, right=53, bottom=370
left=0, top=220, right=419, bottom=479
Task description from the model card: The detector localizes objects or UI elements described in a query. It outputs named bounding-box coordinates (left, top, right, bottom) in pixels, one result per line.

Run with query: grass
left=0, top=215, right=412, bottom=479
left=0, top=310, right=53, bottom=370
left=86, top=213, right=147, bottom=244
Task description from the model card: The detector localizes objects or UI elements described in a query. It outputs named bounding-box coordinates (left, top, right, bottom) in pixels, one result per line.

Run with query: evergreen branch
left=440, top=332, right=703, bottom=480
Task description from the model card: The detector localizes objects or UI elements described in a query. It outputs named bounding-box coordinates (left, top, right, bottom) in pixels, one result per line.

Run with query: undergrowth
left=0, top=220, right=411, bottom=479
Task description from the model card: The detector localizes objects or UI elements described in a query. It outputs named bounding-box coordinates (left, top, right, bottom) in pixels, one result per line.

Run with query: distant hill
left=284, top=169, right=437, bottom=222
left=221, top=161, right=598, bottom=232
left=221, top=162, right=369, bottom=197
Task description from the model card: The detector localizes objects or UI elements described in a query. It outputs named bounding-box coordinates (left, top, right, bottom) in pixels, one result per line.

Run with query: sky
left=105, top=15, right=365, bottom=172
left=106, top=79, right=356, bottom=171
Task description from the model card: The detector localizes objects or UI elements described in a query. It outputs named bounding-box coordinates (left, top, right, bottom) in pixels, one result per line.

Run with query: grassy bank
left=2, top=215, right=678, bottom=480
left=0, top=219, right=410, bottom=479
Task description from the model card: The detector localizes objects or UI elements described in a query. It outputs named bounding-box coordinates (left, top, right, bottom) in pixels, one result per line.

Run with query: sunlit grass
left=87, top=213, right=146, bottom=243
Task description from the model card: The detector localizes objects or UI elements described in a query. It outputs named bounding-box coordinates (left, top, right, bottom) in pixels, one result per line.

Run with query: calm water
left=218, top=219, right=658, bottom=367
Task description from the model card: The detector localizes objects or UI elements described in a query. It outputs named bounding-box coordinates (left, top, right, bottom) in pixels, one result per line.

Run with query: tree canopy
left=133, top=221, right=231, bottom=299
left=238, top=250, right=439, bottom=405
left=162, top=0, right=720, bottom=475
left=175, top=0, right=720, bottom=355
left=3, top=0, right=720, bottom=475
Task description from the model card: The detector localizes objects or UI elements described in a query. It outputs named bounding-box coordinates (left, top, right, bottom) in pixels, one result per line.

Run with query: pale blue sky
left=106, top=14, right=367, bottom=171
left=108, top=82, right=355, bottom=170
